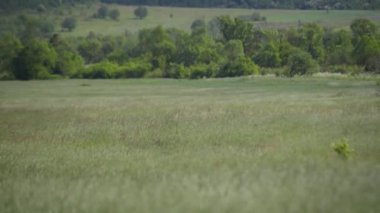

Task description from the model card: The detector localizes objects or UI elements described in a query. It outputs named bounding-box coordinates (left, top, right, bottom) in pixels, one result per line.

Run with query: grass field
left=1, top=4, right=380, bottom=37
left=0, top=77, right=379, bottom=212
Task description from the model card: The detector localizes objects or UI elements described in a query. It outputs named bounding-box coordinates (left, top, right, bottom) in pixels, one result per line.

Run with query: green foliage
left=191, top=19, right=206, bottom=34
left=217, top=16, right=253, bottom=43
left=324, top=29, right=353, bottom=65
left=296, top=23, right=325, bottom=63
left=61, top=17, right=77, bottom=32
left=365, top=55, right=380, bottom=74
left=350, top=19, right=378, bottom=46
left=54, top=51, right=84, bottom=77
left=1, top=11, right=380, bottom=80
left=0, top=34, right=23, bottom=80
left=109, top=9, right=120, bottom=21
left=217, top=57, right=259, bottom=77
left=331, top=138, right=354, bottom=160
left=253, top=42, right=281, bottom=68
left=97, top=5, right=109, bottom=19
left=352, top=35, right=380, bottom=66
left=119, top=59, right=153, bottom=78
left=77, top=38, right=103, bottom=64
left=286, top=49, right=319, bottom=77
left=134, top=6, right=148, bottom=20
left=163, top=63, right=185, bottom=79
left=224, top=39, right=245, bottom=61
left=12, top=39, right=57, bottom=80
left=186, top=63, right=219, bottom=79
left=81, top=60, right=119, bottom=79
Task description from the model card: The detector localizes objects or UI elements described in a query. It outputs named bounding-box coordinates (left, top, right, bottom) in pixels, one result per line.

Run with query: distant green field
left=60, top=6, right=380, bottom=36
left=1, top=4, right=379, bottom=36
left=0, top=77, right=379, bottom=212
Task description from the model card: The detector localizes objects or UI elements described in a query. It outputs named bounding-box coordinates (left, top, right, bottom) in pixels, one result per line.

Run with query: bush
left=61, top=17, right=77, bottom=32
left=217, top=57, right=259, bottom=78
left=286, top=49, right=319, bottom=77
left=109, top=9, right=120, bottom=21
left=253, top=43, right=281, bottom=68
left=331, top=138, right=354, bottom=160
left=114, top=59, right=152, bottom=78
left=163, top=63, right=185, bottom=79
left=134, top=6, right=148, bottom=19
left=186, top=63, right=219, bottom=79
left=191, top=19, right=206, bottom=33
left=39, top=20, right=55, bottom=35
left=82, top=61, right=120, bottom=79
left=97, top=5, right=109, bottom=19
left=365, top=55, right=380, bottom=74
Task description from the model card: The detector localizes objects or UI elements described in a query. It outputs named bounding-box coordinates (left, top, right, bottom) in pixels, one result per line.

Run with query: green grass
left=1, top=4, right=379, bottom=36
left=0, top=77, right=379, bottom=213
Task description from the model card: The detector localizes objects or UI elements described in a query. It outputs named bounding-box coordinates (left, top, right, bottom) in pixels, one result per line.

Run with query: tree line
left=1, top=0, right=380, bottom=10
left=1, top=15, right=380, bottom=80
left=101, top=0, right=380, bottom=10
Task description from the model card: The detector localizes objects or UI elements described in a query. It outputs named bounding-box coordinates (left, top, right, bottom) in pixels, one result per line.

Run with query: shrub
left=163, top=63, right=185, bottom=79
left=109, top=9, right=120, bottom=21
left=39, top=20, right=55, bottom=35
left=217, top=57, right=259, bottom=78
left=97, top=5, right=109, bottom=19
left=253, top=43, right=282, bottom=68
left=331, top=138, right=354, bottom=160
left=82, top=61, right=119, bottom=79
left=286, top=49, right=319, bottom=77
left=134, top=6, right=148, bottom=20
left=191, top=19, right=206, bottom=33
left=114, top=59, right=152, bottom=78
left=185, top=63, right=218, bottom=79
left=365, top=55, right=380, bottom=74
left=61, top=17, right=77, bottom=32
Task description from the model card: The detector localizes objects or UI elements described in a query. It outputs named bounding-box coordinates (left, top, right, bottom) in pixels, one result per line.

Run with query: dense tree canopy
left=1, top=17, right=380, bottom=80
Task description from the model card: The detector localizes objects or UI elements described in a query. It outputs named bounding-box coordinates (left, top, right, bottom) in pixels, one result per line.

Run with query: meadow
left=1, top=5, right=380, bottom=37
left=0, top=76, right=379, bottom=212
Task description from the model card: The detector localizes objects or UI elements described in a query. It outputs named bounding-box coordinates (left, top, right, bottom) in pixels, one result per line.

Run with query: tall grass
left=0, top=77, right=379, bottom=213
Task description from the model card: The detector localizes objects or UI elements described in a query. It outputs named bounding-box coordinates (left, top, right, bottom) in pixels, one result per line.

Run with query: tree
left=287, top=23, right=325, bottom=63
left=134, top=6, right=148, bottom=20
left=12, top=39, right=57, bottom=80
left=350, top=19, right=380, bottom=69
left=109, top=9, right=120, bottom=21
left=253, top=42, right=281, bottom=68
left=224, top=40, right=244, bottom=61
left=191, top=19, right=206, bottom=34
left=324, top=29, right=353, bottom=65
left=286, top=49, right=319, bottom=77
left=352, top=35, right=380, bottom=66
left=77, top=38, right=103, bottom=64
left=350, top=19, right=378, bottom=46
left=61, top=17, right=77, bottom=32
left=97, top=5, right=109, bottom=19
left=0, top=34, right=23, bottom=79
left=49, top=34, right=84, bottom=77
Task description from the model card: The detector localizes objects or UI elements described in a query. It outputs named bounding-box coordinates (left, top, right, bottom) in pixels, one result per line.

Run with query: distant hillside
left=1, top=0, right=380, bottom=10
left=101, top=0, right=380, bottom=10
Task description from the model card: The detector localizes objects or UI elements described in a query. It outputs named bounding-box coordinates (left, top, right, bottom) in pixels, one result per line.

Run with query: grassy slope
left=60, top=6, right=380, bottom=36
left=0, top=77, right=379, bottom=213
left=1, top=4, right=379, bottom=37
